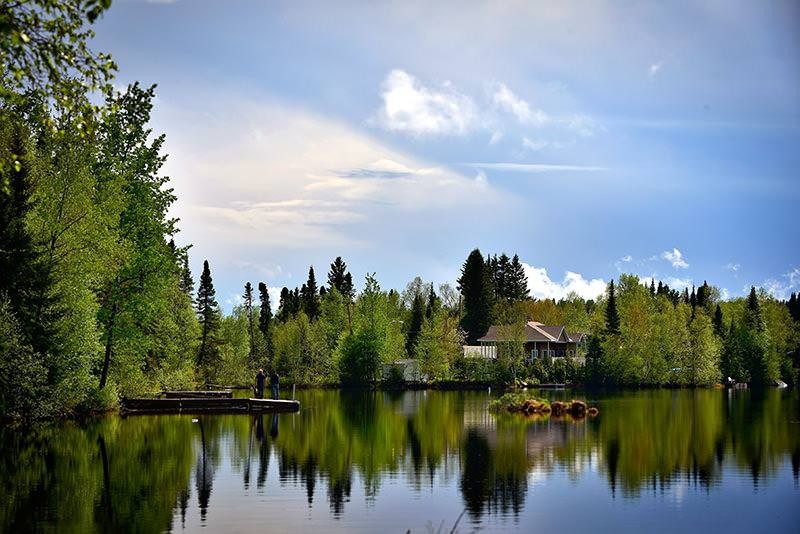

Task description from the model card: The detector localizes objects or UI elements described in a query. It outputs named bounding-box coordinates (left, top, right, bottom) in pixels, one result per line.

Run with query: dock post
left=292, top=384, right=296, bottom=400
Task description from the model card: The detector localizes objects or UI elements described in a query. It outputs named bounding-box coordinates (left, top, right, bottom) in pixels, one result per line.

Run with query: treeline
left=1, top=2, right=198, bottom=418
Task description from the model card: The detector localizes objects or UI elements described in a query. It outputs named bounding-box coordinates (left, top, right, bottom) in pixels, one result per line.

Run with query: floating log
left=163, top=390, right=233, bottom=399
left=121, top=397, right=300, bottom=415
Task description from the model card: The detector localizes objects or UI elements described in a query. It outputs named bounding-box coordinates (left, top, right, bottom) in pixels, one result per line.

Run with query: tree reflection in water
left=0, top=389, right=797, bottom=532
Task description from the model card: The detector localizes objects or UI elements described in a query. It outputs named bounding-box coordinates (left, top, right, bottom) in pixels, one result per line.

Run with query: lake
left=1, top=388, right=798, bottom=533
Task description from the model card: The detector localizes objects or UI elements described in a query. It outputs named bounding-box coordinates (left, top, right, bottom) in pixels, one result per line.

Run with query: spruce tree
left=327, top=256, right=353, bottom=298
left=788, top=293, right=799, bottom=322
left=302, top=266, right=319, bottom=320
left=745, top=286, right=763, bottom=331
left=656, top=281, right=664, bottom=296
left=196, top=260, right=220, bottom=368
left=508, top=254, right=530, bottom=301
left=649, top=279, right=656, bottom=297
left=179, top=255, right=194, bottom=299
left=458, top=248, right=494, bottom=344
left=243, top=282, right=256, bottom=363
left=406, top=293, right=425, bottom=356
left=277, top=287, right=290, bottom=322
left=425, top=284, right=437, bottom=320
left=258, top=282, right=273, bottom=359
left=605, top=279, right=621, bottom=335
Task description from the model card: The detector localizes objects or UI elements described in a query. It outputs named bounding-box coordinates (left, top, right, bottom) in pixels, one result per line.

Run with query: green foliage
left=604, top=279, right=620, bottom=335
left=0, top=299, right=48, bottom=419
left=196, top=259, right=221, bottom=375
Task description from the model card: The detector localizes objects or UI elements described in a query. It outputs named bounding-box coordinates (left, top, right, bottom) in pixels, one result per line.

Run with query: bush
left=338, top=330, right=382, bottom=385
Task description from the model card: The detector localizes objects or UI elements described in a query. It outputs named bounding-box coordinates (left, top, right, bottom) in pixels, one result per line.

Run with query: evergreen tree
left=179, top=255, right=194, bottom=299
left=196, top=260, right=221, bottom=368
left=745, top=286, right=763, bottom=331
left=406, top=293, right=425, bottom=356
left=243, top=282, right=256, bottom=363
left=605, top=279, right=621, bottom=335
left=713, top=304, right=725, bottom=337
left=690, top=286, right=697, bottom=310
left=302, top=266, right=320, bottom=320
left=682, top=288, right=690, bottom=304
left=278, top=287, right=291, bottom=322
left=787, top=292, right=799, bottom=322
left=696, top=281, right=710, bottom=309
left=327, top=256, right=353, bottom=298
left=425, top=284, right=437, bottom=320
left=656, top=281, right=664, bottom=296
left=258, top=282, right=273, bottom=359
left=458, top=249, right=494, bottom=345
left=507, top=254, right=529, bottom=300
left=0, top=124, right=55, bottom=355
left=649, top=279, right=656, bottom=297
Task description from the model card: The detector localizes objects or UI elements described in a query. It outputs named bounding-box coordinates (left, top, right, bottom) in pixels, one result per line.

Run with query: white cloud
left=564, top=114, right=601, bottom=137
left=489, top=131, right=503, bottom=145
left=491, top=82, right=547, bottom=125
left=648, top=62, right=662, bottom=78
left=523, top=263, right=606, bottom=300
left=522, top=136, right=549, bottom=151
left=666, top=277, right=693, bottom=290
left=661, top=248, right=689, bottom=269
left=614, top=254, right=633, bottom=271
left=723, top=262, right=740, bottom=272
left=467, top=162, right=606, bottom=173
left=159, top=98, right=503, bottom=254
left=373, top=69, right=477, bottom=136
left=761, top=267, right=800, bottom=300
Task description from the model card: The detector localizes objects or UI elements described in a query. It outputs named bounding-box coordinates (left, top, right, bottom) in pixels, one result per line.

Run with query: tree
left=257, top=282, right=273, bottom=361
left=327, top=256, right=353, bottom=297
left=713, top=304, right=725, bottom=337
left=196, top=260, right=220, bottom=370
left=507, top=254, right=529, bottom=301
left=243, top=282, right=257, bottom=365
left=649, top=279, right=655, bottom=297
left=605, top=279, right=620, bottom=335
left=425, top=284, right=438, bottom=320
left=745, top=286, right=763, bottom=331
left=458, top=249, right=494, bottom=344
left=0, top=121, right=55, bottom=355
left=406, top=293, right=425, bottom=356
left=301, top=266, right=319, bottom=320
left=96, top=84, right=178, bottom=391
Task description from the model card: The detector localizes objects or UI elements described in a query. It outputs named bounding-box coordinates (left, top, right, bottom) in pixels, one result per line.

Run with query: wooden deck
left=121, top=397, right=300, bottom=415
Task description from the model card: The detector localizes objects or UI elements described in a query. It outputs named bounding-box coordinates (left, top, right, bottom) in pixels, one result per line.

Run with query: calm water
left=1, top=388, right=798, bottom=533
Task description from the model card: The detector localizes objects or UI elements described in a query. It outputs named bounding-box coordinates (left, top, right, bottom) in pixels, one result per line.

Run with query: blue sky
left=94, top=0, right=799, bottom=309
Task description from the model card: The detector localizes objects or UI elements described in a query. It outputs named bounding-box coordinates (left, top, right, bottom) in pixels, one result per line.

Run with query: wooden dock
left=121, top=397, right=300, bottom=415
left=163, top=390, right=233, bottom=399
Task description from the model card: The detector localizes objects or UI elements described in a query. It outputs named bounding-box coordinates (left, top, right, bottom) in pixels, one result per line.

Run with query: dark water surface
left=1, top=388, right=798, bottom=533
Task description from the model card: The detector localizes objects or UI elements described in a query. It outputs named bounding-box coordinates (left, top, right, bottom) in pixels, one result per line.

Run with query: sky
left=92, top=0, right=800, bottom=310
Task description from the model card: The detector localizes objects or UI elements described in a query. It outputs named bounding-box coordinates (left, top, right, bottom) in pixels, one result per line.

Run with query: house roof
left=478, top=322, right=574, bottom=343
left=568, top=331, right=587, bottom=343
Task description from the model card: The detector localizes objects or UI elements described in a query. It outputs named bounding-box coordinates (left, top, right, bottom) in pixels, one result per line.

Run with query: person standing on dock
left=255, top=369, right=266, bottom=399
left=269, top=369, right=280, bottom=399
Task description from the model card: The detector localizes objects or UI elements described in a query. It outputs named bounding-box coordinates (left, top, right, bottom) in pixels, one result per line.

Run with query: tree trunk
left=99, top=303, right=118, bottom=389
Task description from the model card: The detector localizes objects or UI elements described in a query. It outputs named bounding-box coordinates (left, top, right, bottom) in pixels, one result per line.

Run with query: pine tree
left=243, top=282, right=256, bottom=363
left=179, top=255, right=194, bottom=299
left=713, top=304, right=725, bottom=337
left=458, top=249, right=494, bottom=344
left=656, top=281, right=664, bottom=296
left=649, top=279, right=656, bottom=297
left=258, top=282, right=273, bottom=360
left=696, top=281, right=710, bottom=309
left=690, top=286, right=697, bottom=309
left=302, top=266, right=319, bottom=320
left=605, top=279, right=621, bottom=335
left=682, top=288, right=690, bottom=304
left=406, top=293, right=426, bottom=356
left=196, top=260, right=220, bottom=368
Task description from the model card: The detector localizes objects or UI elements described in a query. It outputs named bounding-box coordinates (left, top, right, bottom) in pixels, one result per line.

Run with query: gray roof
left=478, top=322, right=575, bottom=343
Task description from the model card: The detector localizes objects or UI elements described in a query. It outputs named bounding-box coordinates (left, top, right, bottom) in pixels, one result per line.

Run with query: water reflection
left=0, top=389, right=797, bottom=532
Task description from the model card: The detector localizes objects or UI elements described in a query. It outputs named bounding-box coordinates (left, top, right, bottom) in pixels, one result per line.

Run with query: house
left=470, top=321, right=587, bottom=364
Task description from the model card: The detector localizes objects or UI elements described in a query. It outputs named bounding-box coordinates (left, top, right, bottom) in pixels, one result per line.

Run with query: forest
left=1, top=1, right=799, bottom=420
